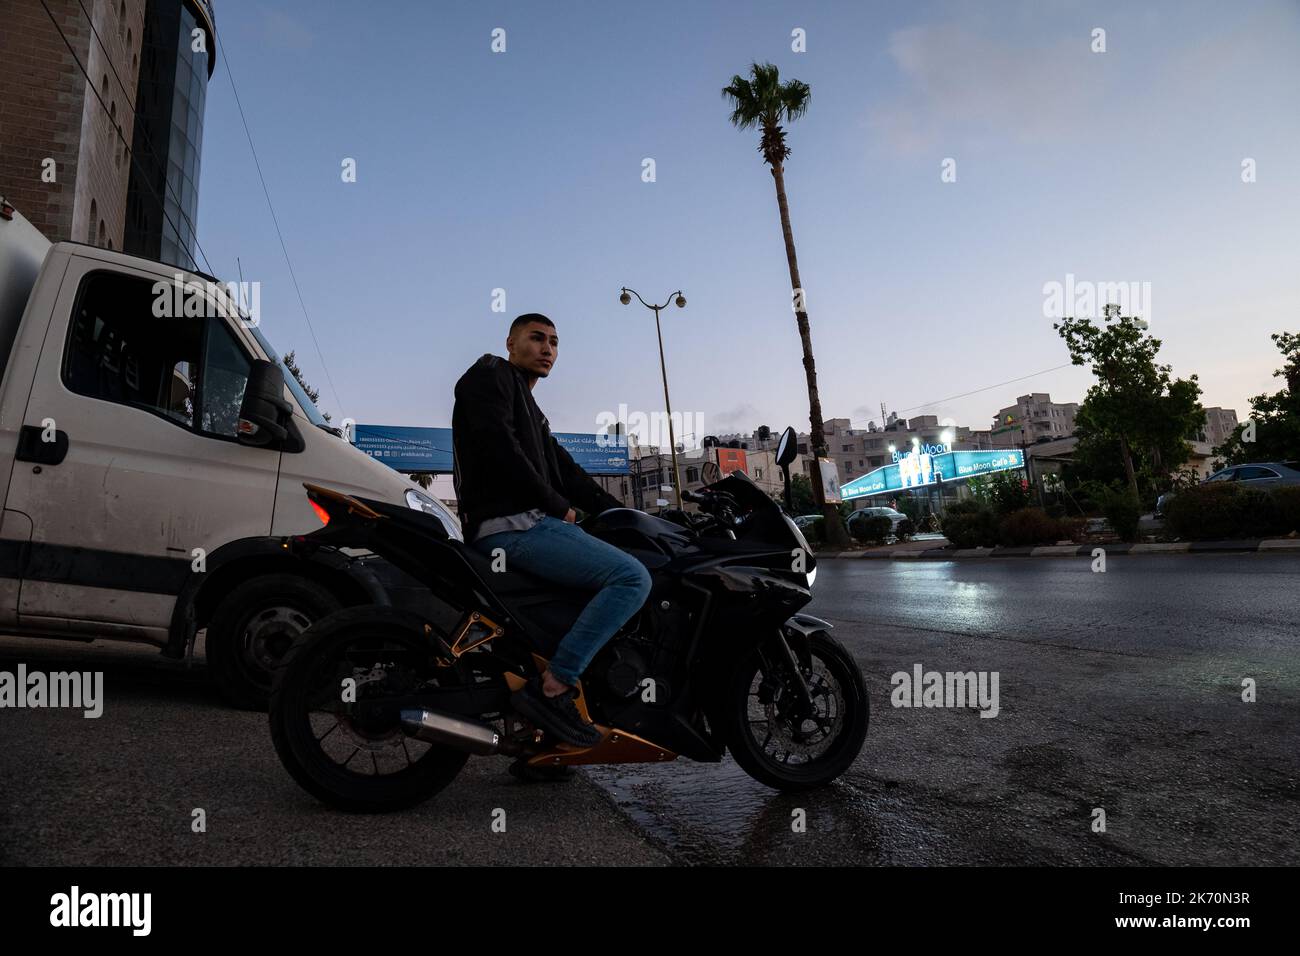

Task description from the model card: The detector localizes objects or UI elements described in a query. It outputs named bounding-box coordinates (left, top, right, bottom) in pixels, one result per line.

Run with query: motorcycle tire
left=269, top=605, right=469, bottom=813
left=723, top=629, right=868, bottom=791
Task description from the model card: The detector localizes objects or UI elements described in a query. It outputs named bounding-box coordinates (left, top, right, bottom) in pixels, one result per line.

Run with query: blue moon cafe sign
left=838, top=448, right=1025, bottom=500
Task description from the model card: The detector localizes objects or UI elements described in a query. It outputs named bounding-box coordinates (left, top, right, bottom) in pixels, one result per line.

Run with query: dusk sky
left=196, top=0, right=1300, bottom=445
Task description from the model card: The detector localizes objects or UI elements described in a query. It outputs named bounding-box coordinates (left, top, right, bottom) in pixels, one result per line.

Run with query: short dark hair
left=509, top=313, right=555, bottom=335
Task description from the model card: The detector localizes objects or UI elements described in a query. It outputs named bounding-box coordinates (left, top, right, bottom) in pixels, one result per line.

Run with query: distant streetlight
left=620, top=287, right=686, bottom=510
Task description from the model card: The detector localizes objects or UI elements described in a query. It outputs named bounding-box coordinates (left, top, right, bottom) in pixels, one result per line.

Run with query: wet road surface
left=586, top=553, right=1300, bottom=865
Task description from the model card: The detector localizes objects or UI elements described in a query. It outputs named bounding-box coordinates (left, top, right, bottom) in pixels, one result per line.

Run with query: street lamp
left=620, top=287, right=686, bottom=510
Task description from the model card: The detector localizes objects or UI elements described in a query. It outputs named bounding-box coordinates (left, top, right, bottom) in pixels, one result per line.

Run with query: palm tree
left=723, top=62, right=850, bottom=547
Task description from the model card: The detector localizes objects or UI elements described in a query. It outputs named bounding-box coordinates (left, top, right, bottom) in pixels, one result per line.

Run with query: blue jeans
left=473, top=516, right=652, bottom=686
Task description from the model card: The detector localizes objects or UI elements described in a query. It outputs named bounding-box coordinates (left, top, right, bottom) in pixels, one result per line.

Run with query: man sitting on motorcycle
left=452, top=314, right=653, bottom=747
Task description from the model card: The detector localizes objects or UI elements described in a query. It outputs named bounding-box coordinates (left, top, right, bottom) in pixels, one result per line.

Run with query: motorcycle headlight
left=405, top=488, right=463, bottom=542
left=807, top=564, right=817, bottom=589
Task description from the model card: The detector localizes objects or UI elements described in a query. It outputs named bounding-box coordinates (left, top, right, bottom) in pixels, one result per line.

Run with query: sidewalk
left=817, top=534, right=1300, bottom=560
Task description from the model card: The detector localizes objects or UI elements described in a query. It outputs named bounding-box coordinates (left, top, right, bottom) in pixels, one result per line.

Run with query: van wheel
left=207, top=575, right=342, bottom=710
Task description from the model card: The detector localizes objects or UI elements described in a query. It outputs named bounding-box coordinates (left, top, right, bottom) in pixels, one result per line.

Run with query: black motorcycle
left=268, top=468, right=868, bottom=812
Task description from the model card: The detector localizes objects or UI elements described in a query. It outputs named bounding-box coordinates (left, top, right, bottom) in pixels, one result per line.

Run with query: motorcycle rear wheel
left=269, top=605, right=470, bottom=813
left=724, top=630, right=868, bottom=791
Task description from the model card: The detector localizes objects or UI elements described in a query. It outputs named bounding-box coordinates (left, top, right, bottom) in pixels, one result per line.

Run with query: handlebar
left=680, top=487, right=743, bottom=526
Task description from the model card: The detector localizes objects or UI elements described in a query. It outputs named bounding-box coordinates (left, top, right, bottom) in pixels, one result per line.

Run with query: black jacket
left=451, top=354, right=621, bottom=540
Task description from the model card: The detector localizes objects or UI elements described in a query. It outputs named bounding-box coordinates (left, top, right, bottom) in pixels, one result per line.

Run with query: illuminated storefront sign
left=890, top=442, right=948, bottom=461
left=839, top=449, right=1025, bottom=500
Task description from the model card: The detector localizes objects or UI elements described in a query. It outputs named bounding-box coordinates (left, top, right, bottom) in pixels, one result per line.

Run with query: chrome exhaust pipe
left=400, top=708, right=501, bottom=756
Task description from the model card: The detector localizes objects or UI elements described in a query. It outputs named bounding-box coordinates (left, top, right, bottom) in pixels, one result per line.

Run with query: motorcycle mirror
left=701, top=461, right=720, bottom=484
left=775, top=426, right=798, bottom=467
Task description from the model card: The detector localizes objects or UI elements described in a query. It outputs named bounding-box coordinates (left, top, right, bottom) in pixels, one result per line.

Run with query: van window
left=200, top=318, right=253, bottom=436
left=63, top=271, right=252, bottom=439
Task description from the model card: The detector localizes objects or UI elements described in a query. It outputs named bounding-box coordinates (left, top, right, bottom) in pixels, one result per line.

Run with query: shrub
left=801, top=517, right=825, bottom=543
left=1237, top=487, right=1280, bottom=538
left=1165, top=484, right=1237, bottom=539
left=988, top=470, right=1032, bottom=515
left=854, top=514, right=893, bottom=545
left=1273, top=486, right=1300, bottom=535
left=1091, top=483, right=1142, bottom=541
left=1165, top=484, right=1286, bottom=540
left=1056, top=515, right=1087, bottom=543
left=941, top=499, right=998, bottom=548
left=895, top=518, right=915, bottom=541
left=997, top=508, right=1063, bottom=547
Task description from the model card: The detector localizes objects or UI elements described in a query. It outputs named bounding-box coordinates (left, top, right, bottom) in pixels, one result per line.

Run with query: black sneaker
left=511, top=677, right=602, bottom=748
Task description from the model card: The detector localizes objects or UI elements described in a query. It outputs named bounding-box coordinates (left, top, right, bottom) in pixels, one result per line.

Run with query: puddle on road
left=582, top=757, right=953, bottom=866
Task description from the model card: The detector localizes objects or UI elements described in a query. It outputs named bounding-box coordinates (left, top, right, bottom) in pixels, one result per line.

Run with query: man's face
left=507, top=321, right=558, bottom=378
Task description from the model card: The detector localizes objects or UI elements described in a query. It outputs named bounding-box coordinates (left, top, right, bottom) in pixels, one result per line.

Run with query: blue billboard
left=839, top=448, right=1025, bottom=500
left=352, top=425, right=629, bottom=475
left=554, top=431, right=631, bottom=474
left=353, top=425, right=453, bottom=472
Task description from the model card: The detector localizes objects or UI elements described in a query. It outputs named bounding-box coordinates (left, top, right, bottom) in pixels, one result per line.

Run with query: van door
left=5, top=260, right=280, bottom=643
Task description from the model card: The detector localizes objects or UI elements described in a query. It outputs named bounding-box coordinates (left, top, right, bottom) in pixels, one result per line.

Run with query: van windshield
left=246, top=325, right=331, bottom=428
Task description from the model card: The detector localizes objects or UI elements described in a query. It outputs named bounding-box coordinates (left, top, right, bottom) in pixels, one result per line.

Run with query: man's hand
left=564, top=509, right=577, bottom=523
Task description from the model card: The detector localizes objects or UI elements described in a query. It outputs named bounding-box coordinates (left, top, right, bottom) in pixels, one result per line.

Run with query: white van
left=0, top=199, right=460, bottom=707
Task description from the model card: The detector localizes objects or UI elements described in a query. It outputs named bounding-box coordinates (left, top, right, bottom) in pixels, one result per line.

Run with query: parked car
left=793, top=514, right=823, bottom=530
left=846, top=506, right=907, bottom=538
left=1156, top=462, right=1300, bottom=515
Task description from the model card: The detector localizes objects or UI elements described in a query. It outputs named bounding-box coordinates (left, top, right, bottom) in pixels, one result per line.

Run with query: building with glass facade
left=123, top=0, right=217, bottom=270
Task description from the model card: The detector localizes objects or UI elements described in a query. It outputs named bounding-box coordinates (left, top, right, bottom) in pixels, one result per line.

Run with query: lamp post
left=620, top=287, right=686, bottom=510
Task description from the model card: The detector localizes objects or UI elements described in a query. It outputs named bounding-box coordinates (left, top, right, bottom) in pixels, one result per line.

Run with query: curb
left=815, top=538, right=1300, bottom=560
left=1260, top=539, right=1300, bottom=550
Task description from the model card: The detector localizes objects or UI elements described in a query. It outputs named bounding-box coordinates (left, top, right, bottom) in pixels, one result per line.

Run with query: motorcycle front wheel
left=269, top=605, right=470, bottom=813
left=723, top=629, right=868, bottom=791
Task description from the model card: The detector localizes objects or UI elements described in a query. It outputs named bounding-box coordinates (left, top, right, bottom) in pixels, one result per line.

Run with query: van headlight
left=405, top=489, right=463, bottom=542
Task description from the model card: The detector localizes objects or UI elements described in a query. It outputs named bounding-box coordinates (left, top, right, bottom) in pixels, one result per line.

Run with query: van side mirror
left=238, top=359, right=293, bottom=448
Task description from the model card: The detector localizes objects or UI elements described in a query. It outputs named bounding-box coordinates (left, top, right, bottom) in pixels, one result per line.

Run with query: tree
left=282, top=349, right=332, bottom=423
left=1055, top=310, right=1202, bottom=499
left=777, top=473, right=818, bottom=515
left=723, top=63, right=850, bottom=549
left=1213, top=332, right=1300, bottom=465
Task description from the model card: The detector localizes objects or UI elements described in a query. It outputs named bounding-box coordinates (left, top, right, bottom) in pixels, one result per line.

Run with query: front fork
left=760, top=616, right=826, bottom=719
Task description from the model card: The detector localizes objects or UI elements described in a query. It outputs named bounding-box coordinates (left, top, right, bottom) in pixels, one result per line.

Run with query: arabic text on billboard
left=352, top=425, right=629, bottom=475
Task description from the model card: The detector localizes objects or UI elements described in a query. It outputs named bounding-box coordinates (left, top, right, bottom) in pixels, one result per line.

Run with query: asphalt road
left=1, top=552, right=1295, bottom=866
left=588, top=552, right=1300, bottom=864
left=0, top=634, right=669, bottom=866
